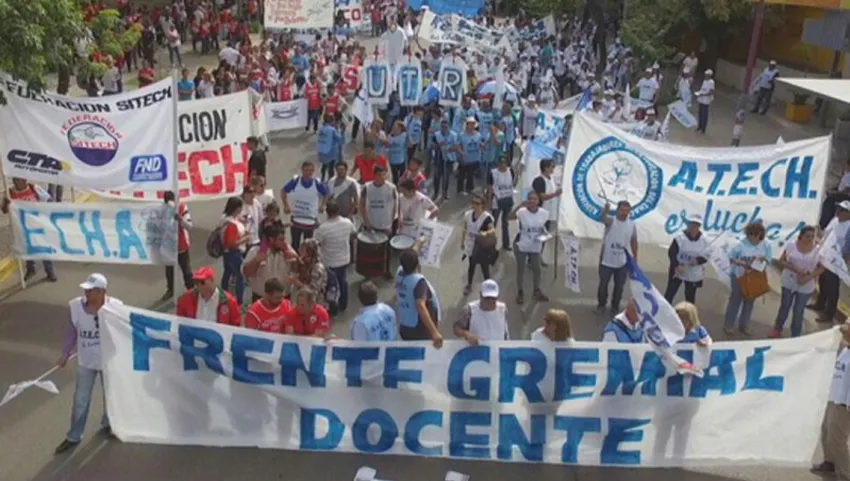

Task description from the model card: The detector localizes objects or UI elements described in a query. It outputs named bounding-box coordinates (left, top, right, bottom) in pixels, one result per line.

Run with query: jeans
left=66, top=367, right=109, bottom=442
left=221, top=249, right=244, bottom=304
left=697, top=103, right=709, bottom=133
left=290, top=225, right=314, bottom=252
left=432, top=154, right=453, bottom=199
left=390, top=163, right=405, bottom=185
left=320, top=162, right=334, bottom=182
left=165, top=251, right=193, bottom=292
left=491, top=198, right=514, bottom=249
left=752, top=87, right=772, bottom=114
left=515, top=250, right=541, bottom=293
left=663, top=275, right=699, bottom=303
left=597, top=264, right=627, bottom=310
left=815, top=270, right=840, bottom=320
left=25, top=259, right=55, bottom=276
left=774, top=287, right=811, bottom=337
left=168, top=45, right=182, bottom=66
left=329, top=265, right=349, bottom=312
left=457, top=162, right=478, bottom=193
left=723, top=279, right=755, bottom=331
left=306, top=109, right=320, bottom=132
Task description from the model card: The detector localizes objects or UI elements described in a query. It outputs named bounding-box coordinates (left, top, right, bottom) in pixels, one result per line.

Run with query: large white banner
left=96, top=91, right=252, bottom=202
left=265, top=98, right=308, bottom=132
left=264, top=0, right=333, bottom=29
left=559, top=114, right=831, bottom=252
left=102, top=305, right=836, bottom=467
left=10, top=201, right=177, bottom=265
left=0, top=77, right=176, bottom=192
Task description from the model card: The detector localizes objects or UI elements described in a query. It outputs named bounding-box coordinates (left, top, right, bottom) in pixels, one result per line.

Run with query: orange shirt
left=245, top=299, right=292, bottom=333
left=354, top=154, right=388, bottom=183
left=285, top=305, right=330, bottom=336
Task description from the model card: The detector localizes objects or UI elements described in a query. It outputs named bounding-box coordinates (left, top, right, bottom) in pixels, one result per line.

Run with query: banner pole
left=0, top=174, right=25, bottom=290
left=554, top=231, right=559, bottom=280
left=171, top=72, right=180, bottom=305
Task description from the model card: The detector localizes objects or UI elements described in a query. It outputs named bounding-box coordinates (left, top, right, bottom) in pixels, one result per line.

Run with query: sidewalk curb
left=0, top=193, right=97, bottom=285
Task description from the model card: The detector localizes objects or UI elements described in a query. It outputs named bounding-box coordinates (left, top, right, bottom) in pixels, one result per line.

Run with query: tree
left=79, top=8, right=141, bottom=81
left=0, top=0, right=83, bottom=94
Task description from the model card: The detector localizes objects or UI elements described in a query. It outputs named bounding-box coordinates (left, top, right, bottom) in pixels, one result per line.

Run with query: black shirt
left=248, top=150, right=267, bottom=178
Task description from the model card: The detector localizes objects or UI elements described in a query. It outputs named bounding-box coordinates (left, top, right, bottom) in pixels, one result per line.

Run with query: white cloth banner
left=266, top=98, right=309, bottom=132
left=0, top=77, right=176, bottom=191
left=95, top=91, right=252, bottom=202
left=561, top=235, right=580, bottom=293
left=668, top=101, right=697, bottom=129
left=102, top=304, right=838, bottom=467
left=417, top=219, right=454, bottom=268
left=352, top=91, right=374, bottom=126
left=819, top=228, right=850, bottom=286
left=264, top=0, right=334, bottom=29
left=559, top=113, right=830, bottom=252
left=334, top=0, right=366, bottom=28
left=707, top=231, right=737, bottom=289
left=10, top=201, right=177, bottom=265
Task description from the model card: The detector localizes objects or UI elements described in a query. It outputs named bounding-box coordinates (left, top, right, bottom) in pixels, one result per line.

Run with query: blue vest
left=351, top=303, right=398, bottom=341
left=317, top=125, right=336, bottom=158
left=678, top=325, right=709, bottom=344
left=502, top=115, right=516, bottom=144
left=395, top=269, right=441, bottom=328
left=460, top=133, right=483, bottom=165
left=388, top=134, right=407, bottom=165
left=407, top=117, right=423, bottom=144
left=434, top=130, right=457, bottom=162
left=602, top=318, right=645, bottom=343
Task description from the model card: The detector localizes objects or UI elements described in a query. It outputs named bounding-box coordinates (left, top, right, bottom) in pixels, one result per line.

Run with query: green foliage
left=508, top=0, right=585, bottom=18
left=81, top=8, right=141, bottom=79
left=0, top=0, right=82, bottom=91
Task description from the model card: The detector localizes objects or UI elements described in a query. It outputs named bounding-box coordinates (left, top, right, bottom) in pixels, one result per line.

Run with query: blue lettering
left=78, top=211, right=109, bottom=257
left=177, top=325, right=224, bottom=375
left=553, top=416, right=602, bottom=464
left=729, top=162, right=759, bottom=196
left=602, top=351, right=665, bottom=396
left=352, top=408, right=398, bottom=453
left=332, top=346, right=379, bottom=387
left=785, top=155, right=813, bottom=199
left=115, top=210, right=147, bottom=261
left=601, top=418, right=650, bottom=465
left=498, top=347, right=546, bottom=403
left=280, top=343, right=327, bottom=387
left=497, top=414, right=545, bottom=461
left=449, top=412, right=491, bottom=459
left=367, top=66, right=387, bottom=98
left=690, top=349, right=737, bottom=397
left=554, top=348, right=599, bottom=401
left=447, top=346, right=490, bottom=401
left=743, top=346, right=784, bottom=392
left=19, top=209, right=53, bottom=255
left=231, top=334, right=274, bottom=385
left=706, top=163, right=732, bottom=195
left=404, top=410, right=443, bottom=456
left=440, top=68, right=462, bottom=102
left=129, top=312, right=171, bottom=371
left=667, top=161, right=697, bottom=191
left=384, top=346, right=425, bottom=389
left=48, top=212, right=84, bottom=255
left=299, top=408, right=343, bottom=450
left=760, top=158, right=786, bottom=198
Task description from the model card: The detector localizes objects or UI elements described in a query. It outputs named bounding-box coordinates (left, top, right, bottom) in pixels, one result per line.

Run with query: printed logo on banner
left=63, top=118, right=122, bottom=167
left=6, top=150, right=71, bottom=176
left=571, top=136, right=663, bottom=221
left=129, top=155, right=168, bottom=182
left=271, top=106, right=299, bottom=120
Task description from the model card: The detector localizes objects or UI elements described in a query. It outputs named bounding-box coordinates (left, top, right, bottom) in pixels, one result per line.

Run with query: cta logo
left=130, top=155, right=168, bottom=182
left=7, top=149, right=70, bottom=176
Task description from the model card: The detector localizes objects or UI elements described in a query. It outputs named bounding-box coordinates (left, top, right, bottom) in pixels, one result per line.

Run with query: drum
left=356, top=231, right=389, bottom=278
left=292, top=217, right=317, bottom=230
left=390, top=234, right=415, bottom=250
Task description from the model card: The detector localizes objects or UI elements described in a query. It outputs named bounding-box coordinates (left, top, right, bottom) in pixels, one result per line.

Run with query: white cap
left=645, top=67, right=652, bottom=73
left=480, top=279, right=500, bottom=298
left=528, top=94, right=536, bottom=102
left=838, top=200, right=850, bottom=211
left=465, top=116, right=478, bottom=124
left=769, top=59, right=777, bottom=65
left=604, top=89, right=613, bottom=95
left=80, top=273, right=108, bottom=290
left=652, top=61, right=660, bottom=69
left=705, top=68, right=713, bottom=75
left=682, top=68, right=691, bottom=75
left=646, top=108, right=656, bottom=115
left=687, top=214, right=703, bottom=225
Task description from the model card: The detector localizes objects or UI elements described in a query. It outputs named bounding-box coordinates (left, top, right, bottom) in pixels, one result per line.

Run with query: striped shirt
left=314, top=216, right=357, bottom=268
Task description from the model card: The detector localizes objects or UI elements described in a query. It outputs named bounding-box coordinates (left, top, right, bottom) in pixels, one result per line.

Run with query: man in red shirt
left=304, top=74, right=323, bottom=133
left=162, top=191, right=193, bottom=300
left=399, top=157, right=427, bottom=193
left=176, top=267, right=241, bottom=326
left=1, top=178, right=56, bottom=282
left=285, top=287, right=330, bottom=337
left=245, top=278, right=291, bottom=333
left=352, top=141, right=388, bottom=184
left=137, top=60, right=156, bottom=87
left=324, top=84, right=346, bottom=118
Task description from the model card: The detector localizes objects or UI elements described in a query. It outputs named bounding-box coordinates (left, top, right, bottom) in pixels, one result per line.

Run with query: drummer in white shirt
left=397, top=179, right=439, bottom=239
left=281, top=160, right=331, bottom=251
left=360, top=165, right=399, bottom=278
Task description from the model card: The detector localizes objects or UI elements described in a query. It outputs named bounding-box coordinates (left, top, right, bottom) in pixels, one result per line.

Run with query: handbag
left=471, top=233, right=498, bottom=265
left=736, top=269, right=769, bottom=301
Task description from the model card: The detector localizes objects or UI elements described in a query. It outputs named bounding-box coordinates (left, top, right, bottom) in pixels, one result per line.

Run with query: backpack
left=206, top=223, right=226, bottom=258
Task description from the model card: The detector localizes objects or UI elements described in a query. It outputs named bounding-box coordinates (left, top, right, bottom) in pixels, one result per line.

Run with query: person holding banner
left=162, top=191, right=194, bottom=300
left=1, top=178, right=56, bottom=282
left=674, top=301, right=712, bottom=345
left=601, top=300, right=645, bottom=344
left=284, top=287, right=331, bottom=338
left=176, top=267, right=242, bottom=325
left=770, top=226, right=822, bottom=338
left=54, top=274, right=123, bottom=454
left=454, top=279, right=509, bottom=344
left=810, top=202, right=850, bottom=324
left=395, top=239, right=443, bottom=347
left=596, top=201, right=638, bottom=315
left=663, top=214, right=709, bottom=304
left=244, top=278, right=291, bottom=333
left=350, top=281, right=398, bottom=341
left=723, top=222, right=773, bottom=336
left=812, top=323, right=850, bottom=480
left=509, top=191, right=550, bottom=305
left=531, top=309, right=574, bottom=342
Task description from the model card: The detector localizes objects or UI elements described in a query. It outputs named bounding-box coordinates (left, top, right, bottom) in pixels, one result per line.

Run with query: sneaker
left=100, top=425, right=116, bottom=438
left=767, top=329, right=781, bottom=339
left=23, top=270, right=35, bottom=281
left=806, top=303, right=823, bottom=311
left=811, top=461, right=835, bottom=474
left=502, top=245, right=512, bottom=251
left=738, top=327, right=753, bottom=337
left=516, top=291, right=524, bottom=305
left=593, top=306, right=606, bottom=315
left=462, top=285, right=472, bottom=296
left=46, top=274, right=58, bottom=282
left=160, top=289, right=174, bottom=301
left=54, top=439, right=79, bottom=455
left=533, top=290, right=549, bottom=302
left=723, top=327, right=735, bottom=335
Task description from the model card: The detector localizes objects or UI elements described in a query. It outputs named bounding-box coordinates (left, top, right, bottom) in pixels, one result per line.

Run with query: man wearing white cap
left=54, top=274, right=124, bottom=454
left=636, top=67, right=659, bottom=105
left=664, top=214, right=710, bottom=303
left=695, top=69, right=715, bottom=133
left=752, top=60, right=779, bottom=115
left=454, top=279, right=509, bottom=344
left=810, top=200, right=850, bottom=323
left=633, top=108, right=661, bottom=140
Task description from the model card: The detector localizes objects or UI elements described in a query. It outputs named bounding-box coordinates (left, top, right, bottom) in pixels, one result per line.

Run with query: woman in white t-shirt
left=509, top=191, right=549, bottom=305
left=531, top=309, right=575, bottom=343
left=771, top=225, right=823, bottom=338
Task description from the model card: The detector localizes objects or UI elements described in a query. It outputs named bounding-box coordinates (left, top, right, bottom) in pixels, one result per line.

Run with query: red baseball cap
left=192, top=266, right=215, bottom=281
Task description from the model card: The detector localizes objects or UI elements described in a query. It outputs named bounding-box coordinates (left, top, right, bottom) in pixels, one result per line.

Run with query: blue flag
left=576, top=89, right=593, bottom=112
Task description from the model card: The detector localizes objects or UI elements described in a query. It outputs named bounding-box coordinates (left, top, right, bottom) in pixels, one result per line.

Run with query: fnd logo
left=62, top=117, right=122, bottom=167
left=130, top=155, right=168, bottom=182
left=571, top=136, right=663, bottom=221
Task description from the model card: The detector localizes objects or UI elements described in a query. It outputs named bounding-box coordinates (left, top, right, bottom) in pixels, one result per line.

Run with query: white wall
left=715, top=58, right=829, bottom=105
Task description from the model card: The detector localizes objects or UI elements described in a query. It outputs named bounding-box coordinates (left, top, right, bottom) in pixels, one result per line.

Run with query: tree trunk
left=57, top=64, right=71, bottom=95
left=587, top=0, right=607, bottom=75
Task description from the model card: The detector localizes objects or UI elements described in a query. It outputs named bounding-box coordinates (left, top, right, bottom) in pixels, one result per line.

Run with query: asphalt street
left=0, top=36, right=839, bottom=481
